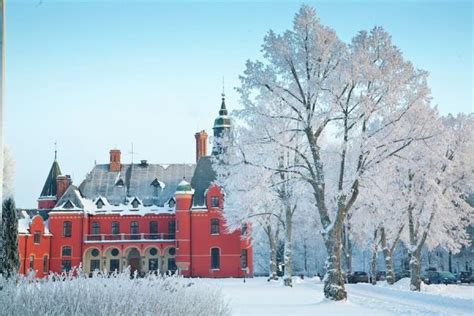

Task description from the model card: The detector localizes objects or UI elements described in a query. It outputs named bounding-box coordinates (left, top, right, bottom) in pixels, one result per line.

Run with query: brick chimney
left=110, top=149, right=121, bottom=172
left=56, top=175, right=70, bottom=200
left=194, top=130, right=208, bottom=162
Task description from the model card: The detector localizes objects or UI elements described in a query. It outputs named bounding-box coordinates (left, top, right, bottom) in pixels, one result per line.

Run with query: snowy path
left=347, top=283, right=473, bottom=315
left=205, top=277, right=474, bottom=316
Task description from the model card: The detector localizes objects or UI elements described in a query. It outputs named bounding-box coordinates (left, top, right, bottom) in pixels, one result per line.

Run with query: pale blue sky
left=6, top=0, right=473, bottom=207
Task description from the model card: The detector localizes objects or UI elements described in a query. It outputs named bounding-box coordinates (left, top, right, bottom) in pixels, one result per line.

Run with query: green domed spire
left=176, top=179, right=194, bottom=194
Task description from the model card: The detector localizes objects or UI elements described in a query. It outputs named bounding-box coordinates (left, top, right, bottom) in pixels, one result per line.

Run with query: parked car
left=459, top=271, right=473, bottom=284
left=376, top=271, right=387, bottom=281
left=422, top=271, right=457, bottom=285
left=348, top=271, right=369, bottom=284
left=395, top=270, right=410, bottom=281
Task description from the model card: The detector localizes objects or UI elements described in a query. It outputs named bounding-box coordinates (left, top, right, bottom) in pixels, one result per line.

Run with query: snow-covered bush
left=0, top=268, right=230, bottom=316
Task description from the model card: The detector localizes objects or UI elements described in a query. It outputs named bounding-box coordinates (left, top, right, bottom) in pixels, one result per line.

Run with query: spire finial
left=222, top=76, right=225, bottom=98
left=54, top=141, right=57, bottom=161
left=219, top=77, right=228, bottom=116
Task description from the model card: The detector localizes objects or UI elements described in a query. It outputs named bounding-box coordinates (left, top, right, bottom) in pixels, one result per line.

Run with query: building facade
left=18, top=96, right=253, bottom=278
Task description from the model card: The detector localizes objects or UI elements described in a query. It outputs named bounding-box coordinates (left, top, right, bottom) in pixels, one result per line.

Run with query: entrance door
left=127, top=248, right=141, bottom=275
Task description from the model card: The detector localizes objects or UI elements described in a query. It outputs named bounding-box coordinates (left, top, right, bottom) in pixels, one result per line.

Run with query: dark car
left=348, top=271, right=369, bottom=284
left=459, top=271, right=473, bottom=283
left=422, top=271, right=457, bottom=285
left=395, top=270, right=410, bottom=281
left=376, top=271, right=387, bottom=281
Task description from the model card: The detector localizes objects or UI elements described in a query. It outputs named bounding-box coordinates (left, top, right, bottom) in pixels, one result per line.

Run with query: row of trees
left=215, top=5, right=473, bottom=300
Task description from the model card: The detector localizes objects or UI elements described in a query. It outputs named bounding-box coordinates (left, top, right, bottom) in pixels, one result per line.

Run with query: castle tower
left=38, top=155, right=62, bottom=210
left=174, top=179, right=194, bottom=276
left=212, top=93, right=231, bottom=155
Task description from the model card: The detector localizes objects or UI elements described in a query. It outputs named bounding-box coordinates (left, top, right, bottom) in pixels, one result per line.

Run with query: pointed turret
left=38, top=149, right=71, bottom=210
left=40, top=159, right=62, bottom=198
left=212, top=93, right=231, bottom=155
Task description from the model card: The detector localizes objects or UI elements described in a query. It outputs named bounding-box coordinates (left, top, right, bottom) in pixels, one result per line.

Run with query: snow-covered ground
left=207, top=277, right=474, bottom=316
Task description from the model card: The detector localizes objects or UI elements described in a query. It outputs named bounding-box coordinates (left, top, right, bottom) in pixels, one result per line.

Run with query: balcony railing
left=85, top=233, right=176, bottom=242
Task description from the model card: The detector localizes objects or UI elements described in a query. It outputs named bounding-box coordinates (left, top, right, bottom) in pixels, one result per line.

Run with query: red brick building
left=18, top=96, right=253, bottom=278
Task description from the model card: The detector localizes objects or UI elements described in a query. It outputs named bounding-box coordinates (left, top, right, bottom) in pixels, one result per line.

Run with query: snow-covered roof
left=78, top=163, right=195, bottom=206
left=53, top=185, right=176, bottom=216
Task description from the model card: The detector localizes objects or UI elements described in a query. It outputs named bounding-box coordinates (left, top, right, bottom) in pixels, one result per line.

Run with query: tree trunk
left=303, top=238, right=308, bottom=275
left=323, top=224, right=346, bottom=300
left=343, top=222, right=353, bottom=275
left=380, top=227, right=396, bottom=285
left=283, top=205, right=293, bottom=287
left=370, top=229, right=378, bottom=285
left=265, top=224, right=278, bottom=280
left=409, top=249, right=422, bottom=291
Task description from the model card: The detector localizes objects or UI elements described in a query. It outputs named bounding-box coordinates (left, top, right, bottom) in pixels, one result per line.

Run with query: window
left=111, top=221, right=120, bottom=235
left=241, top=249, right=248, bottom=269
left=110, top=259, right=120, bottom=272
left=29, top=256, right=34, bottom=270
left=149, top=258, right=159, bottom=271
left=149, top=248, right=158, bottom=256
left=241, top=223, right=248, bottom=236
left=96, top=199, right=104, bottom=209
left=168, top=247, right=176, bottom=256
left=211, top=196, right=219, bottom=208
left=61, top=260, right=72, bottom=272
left=168, top=199, right=175, bottom=208
left=91, top=222, right=100, bottom=235
left=130, top=221, right=139, bottom=239
left=43, top=256, right=49, bottom=274
left=211, top=219, right=220, bottom=235
left=168, top=258, right=177, bottom=273
left=211, top=248, right=220, bottom=269
left=111, top=248, right=119, bottom=257
left=90, top=259, right=100, bottom=272
left=34, top=232, right=41, bottom=244
left=63, top=221, right=72, bottom=237
left=169, top=221, right=176, bottom=239
left=150, top=221, right=158, bottom=239
left=91, top=249, right=100, bottom=257
left=62, top=246, right=72, bottom=257
left=131, top=198, right=140, bottom=209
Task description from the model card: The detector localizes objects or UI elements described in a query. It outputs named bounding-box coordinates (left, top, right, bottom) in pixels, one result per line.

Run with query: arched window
left=211, top=219, right=219, bottom=235
left=111, top=221, right=120, bottom=235
left=91, top=222, right=100, bottom=235
left=62, top=246, right=72, bottom=257
left=211, top=248, right=220, bottom=269
left=29, top=256, right=34, bottom=270
left=63, top=221, right=72, bottom=237
left=43, top=256, right=49, bottom=274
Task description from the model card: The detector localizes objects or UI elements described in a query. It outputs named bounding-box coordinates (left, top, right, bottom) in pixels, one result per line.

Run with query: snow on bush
left=0, top=269, right=230, bottom=316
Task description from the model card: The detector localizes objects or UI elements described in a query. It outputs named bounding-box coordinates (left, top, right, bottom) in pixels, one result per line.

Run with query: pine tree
left=1, top=197, right=19, bottom=278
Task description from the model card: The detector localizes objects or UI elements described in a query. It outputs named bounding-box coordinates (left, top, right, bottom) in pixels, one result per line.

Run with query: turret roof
left=40, top=160, right=62, bottom=197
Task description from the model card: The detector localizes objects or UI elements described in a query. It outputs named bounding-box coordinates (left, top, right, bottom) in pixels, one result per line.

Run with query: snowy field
left=208, top=277, right=474, bottom=316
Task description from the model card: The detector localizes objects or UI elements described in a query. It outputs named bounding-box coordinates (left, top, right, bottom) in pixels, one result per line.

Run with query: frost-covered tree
left=215, top=116, right=306, bottom=286
left=1, top=197, right=19, bottom=278
left=236, top=5, right=430, bottom=300
left=0, top=146, right=16, bottom=278
left=396, top=113, right=473, bottom=291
